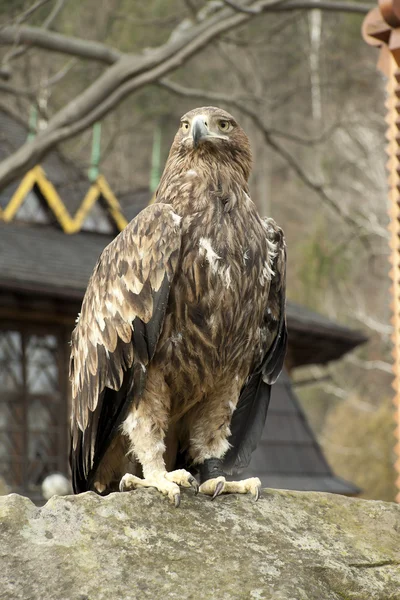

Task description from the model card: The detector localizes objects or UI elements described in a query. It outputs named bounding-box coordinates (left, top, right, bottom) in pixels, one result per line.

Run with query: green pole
left=150, top=125, right=162, bottom=193
left=88, top=122, right=102, bottom=182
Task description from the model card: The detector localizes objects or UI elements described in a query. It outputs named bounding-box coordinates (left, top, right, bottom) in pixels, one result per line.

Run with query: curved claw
left=211, top=480, right=225, bottom=500
left=174, top=493, right=181, bottom=508
left=119, top=474, right=132, bottom=492
left=189, top=476, right=199, bottom=495
left=254, top=485, right=261, bottom=502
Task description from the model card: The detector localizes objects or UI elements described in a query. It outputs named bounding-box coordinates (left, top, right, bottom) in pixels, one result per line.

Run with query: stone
left=0, top=488, right=399, bottom=600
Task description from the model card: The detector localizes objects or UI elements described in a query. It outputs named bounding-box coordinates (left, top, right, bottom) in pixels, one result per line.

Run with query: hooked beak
left=191, top=116, right=209, bottom=148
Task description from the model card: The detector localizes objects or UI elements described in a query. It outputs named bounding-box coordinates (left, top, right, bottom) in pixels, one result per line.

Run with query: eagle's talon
left=119, top=473, right=135, bottom=492
left=199, top=475, right=262, bottom=500
left=189, top=476, right=199, bottom=494
left=174, top=493, right=181, bottom=508
left=211, top=480, right=225, bottom=500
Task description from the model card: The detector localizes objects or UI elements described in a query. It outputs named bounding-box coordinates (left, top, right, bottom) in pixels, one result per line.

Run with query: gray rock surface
left=0, top=488, right=399, bottom=600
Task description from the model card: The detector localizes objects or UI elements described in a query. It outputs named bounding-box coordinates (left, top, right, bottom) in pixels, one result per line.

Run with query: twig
left=113, top=13, right=180, bottom=27
left=273, top=1, right=374, bottom=14
left=268, top=120, right=342, bottom=146
left=345, top=355, right=393, bottom=375
left=0, top=26, right=122, bottom=65
left=44, top=58, right=75, bottom=87
left=224, top=0, right=374, bottom=15
left=15, top=0, right=53, bottom=26
left=223, top=0, right=289, bottom=14
left=293, top=374, right=332, bottom=387
left=220, top=12, right=302, bottom=47
left=0, top=81, right=35, bottom=99
left=42, top=0, right=66, bottom=29
left=184, top=0, right=200, bottom=21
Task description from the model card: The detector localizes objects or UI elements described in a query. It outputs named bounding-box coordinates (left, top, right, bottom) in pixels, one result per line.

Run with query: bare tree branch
left=45, top=58, right=76, bottom=87
left=113, top=13, right=180, bottom=27
left=345, top=354, right=393, bottom=375
left=223, top=0, right=291, bottom=14
left=275, top=1, right=374, bottom=14
left=293, top=374, right=332, bottom=387
left=0, top=0, right=375, bottom=191
left=184, top=0, right=201, bottom=21
left=353, top=310, right=393, bottom=337
left=0, top=2, right=256, bottom=187
left=0, top=65, right=11, bottom=80
left=224, top=0, right=374, bottom=14
left=13, top=0, right=53, bottom=26
left=0, top=0, right=374, bottom=65
left=0, top=81, right=34, bottom=99
left=0, top=25, right=123, bottom=64
left=269, top=121, right=342, bottom=146
left=42, top=0, right=67, bottom=29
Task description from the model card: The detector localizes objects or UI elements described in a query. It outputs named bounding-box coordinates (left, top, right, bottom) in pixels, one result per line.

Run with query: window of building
left=0, top=324, right=70, bottom=502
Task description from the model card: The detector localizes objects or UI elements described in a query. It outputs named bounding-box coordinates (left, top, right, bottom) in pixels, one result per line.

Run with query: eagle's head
left=171, top=106, right=252, bottom=182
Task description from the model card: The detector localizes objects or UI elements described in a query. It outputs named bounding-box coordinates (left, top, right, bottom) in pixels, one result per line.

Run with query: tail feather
left=222, top=374, right=271, bottom=471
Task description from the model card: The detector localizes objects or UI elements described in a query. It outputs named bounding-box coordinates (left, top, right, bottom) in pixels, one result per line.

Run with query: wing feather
left=223, top=218, right=287, bottom=471
left=70, top=203, right=182, bottom=492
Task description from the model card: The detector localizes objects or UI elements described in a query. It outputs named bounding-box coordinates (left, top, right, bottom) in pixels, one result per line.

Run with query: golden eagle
left=70, top=107, right=287, bottom=505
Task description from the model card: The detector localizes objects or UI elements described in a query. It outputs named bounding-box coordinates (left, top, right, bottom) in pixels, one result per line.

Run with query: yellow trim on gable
left=1, top=169, right=38, bottom=221
left=0, top=166, right=128, bottom=234
left=35, top=166, right=77, bottom=233
left=97, top=175, right=128, bottom=230
left=69, top=183, right=100, bottom=234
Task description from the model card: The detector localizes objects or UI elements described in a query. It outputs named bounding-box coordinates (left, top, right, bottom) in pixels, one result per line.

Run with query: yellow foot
left=199, top=476, right=261, bottom=501
left=119, top=469, right=198, bottom=507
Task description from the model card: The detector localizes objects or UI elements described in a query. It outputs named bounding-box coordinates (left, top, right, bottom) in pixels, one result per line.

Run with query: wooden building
left=0, top=108, right=365, bottom=501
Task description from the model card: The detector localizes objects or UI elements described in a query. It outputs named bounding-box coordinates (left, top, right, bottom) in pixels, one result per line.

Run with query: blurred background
left=0, top=0, right=395, bottom=503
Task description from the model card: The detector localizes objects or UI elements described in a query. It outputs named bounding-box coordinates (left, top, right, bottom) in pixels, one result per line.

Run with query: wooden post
left=363, top=1, right=400, bottom=502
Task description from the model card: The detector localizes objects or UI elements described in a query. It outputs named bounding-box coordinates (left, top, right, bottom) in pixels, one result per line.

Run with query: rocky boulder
left=0, top=488, right=399, bottom=599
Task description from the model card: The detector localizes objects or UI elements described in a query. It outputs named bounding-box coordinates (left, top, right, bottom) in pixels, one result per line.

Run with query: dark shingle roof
left=0, top=222, right=111, bottom=298
left=237, top=371, right=360, bottom=495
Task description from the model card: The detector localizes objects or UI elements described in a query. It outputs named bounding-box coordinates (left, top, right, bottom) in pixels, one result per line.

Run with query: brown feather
left=69, top=203, right=182, bottom=487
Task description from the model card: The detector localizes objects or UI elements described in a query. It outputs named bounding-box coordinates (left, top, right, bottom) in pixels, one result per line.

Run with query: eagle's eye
left=218, top=120, right=232, bottom=133
left=181, top=121, right=189, bottom=132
